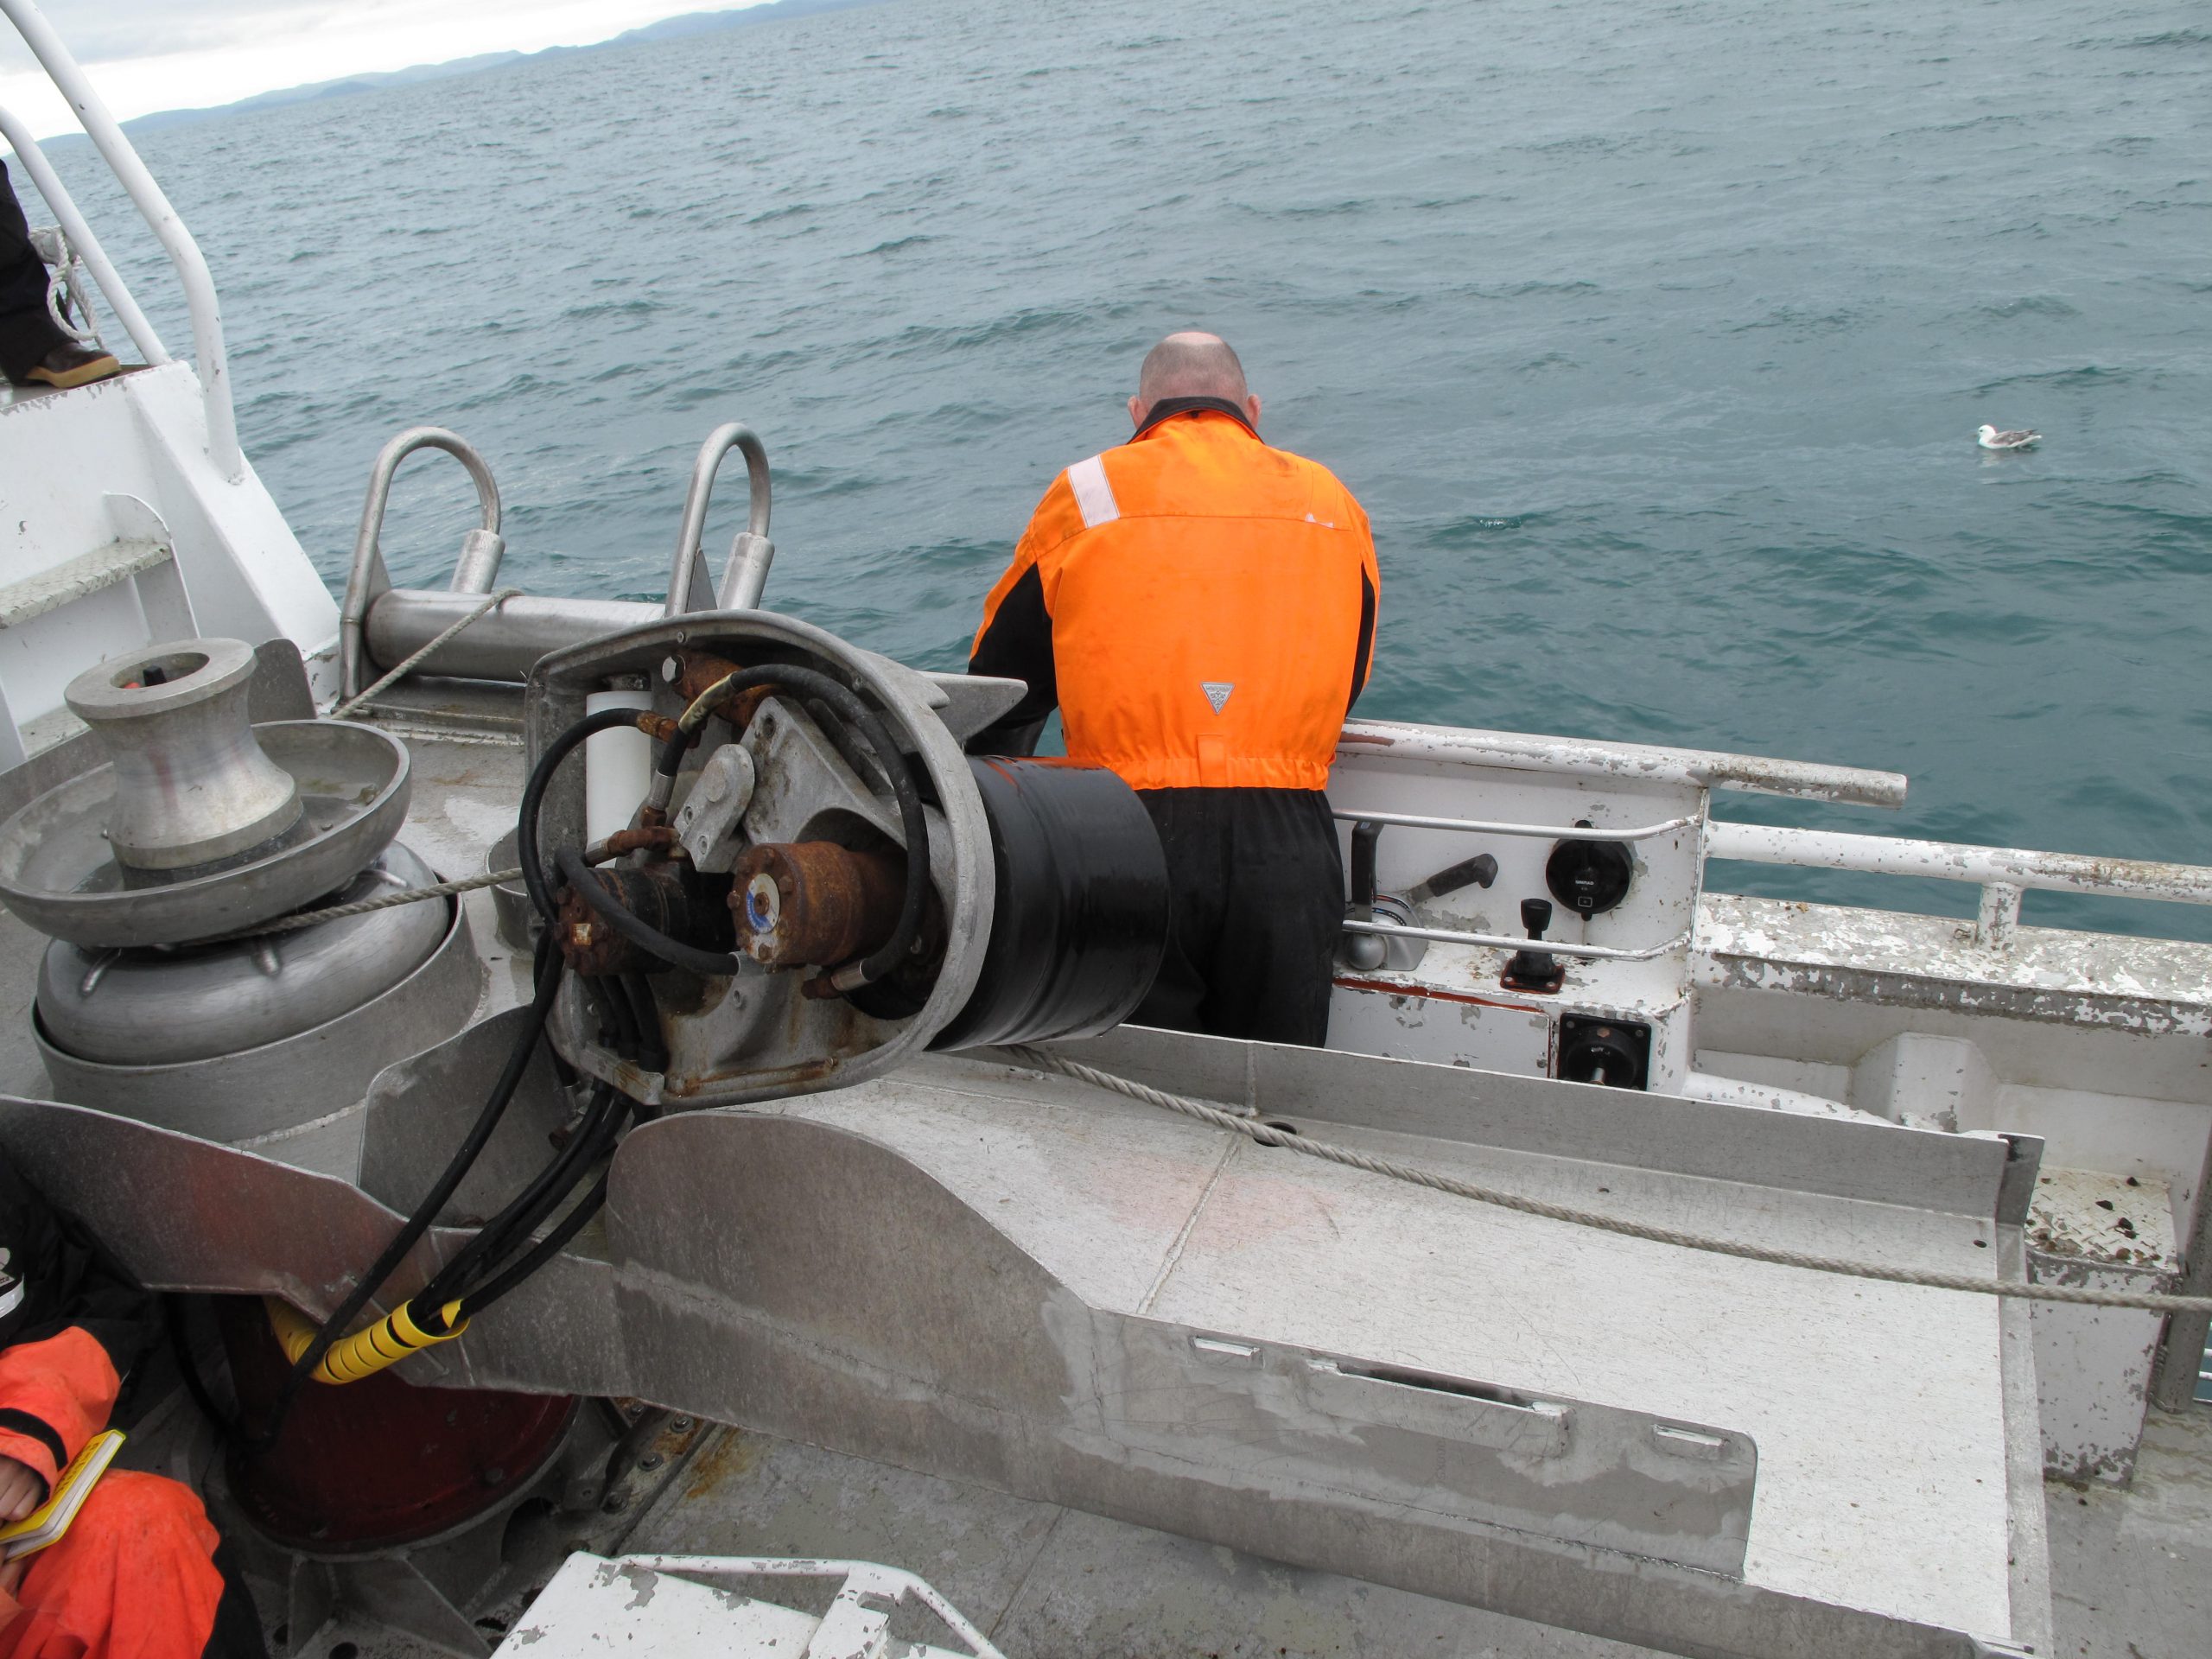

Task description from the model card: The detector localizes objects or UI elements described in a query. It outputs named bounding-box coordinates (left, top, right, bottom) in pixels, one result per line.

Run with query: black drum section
left=931, top=758, right=1170, bottom=1052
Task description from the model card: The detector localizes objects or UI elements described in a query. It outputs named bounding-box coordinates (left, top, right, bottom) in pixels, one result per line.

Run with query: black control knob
left=1546, top=822, right=1634, bottom=918
left=1501, top=898, right=1565, bottom=994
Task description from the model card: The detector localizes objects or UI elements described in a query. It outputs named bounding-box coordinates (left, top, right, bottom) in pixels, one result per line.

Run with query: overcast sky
left=1, top=1, right=750, bottom=136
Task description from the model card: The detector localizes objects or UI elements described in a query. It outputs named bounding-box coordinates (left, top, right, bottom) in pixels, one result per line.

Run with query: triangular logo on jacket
left=1200, top=682, right=1234, bottom=714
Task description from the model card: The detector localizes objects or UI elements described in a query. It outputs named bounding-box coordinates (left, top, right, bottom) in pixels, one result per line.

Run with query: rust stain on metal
left=681, top=1427, right=760, bottom=1499
left=599, top=826, right=680, bottom=859
left=733, top=841, right=904, bottom=969
left=1332, top=975, right=1546, bottom=1014
left=671, top=649, right=775, bottom=730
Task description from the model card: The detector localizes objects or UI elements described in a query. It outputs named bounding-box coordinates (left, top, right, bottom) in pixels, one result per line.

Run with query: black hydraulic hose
left=416, top=1084, right=627, bottom=1313
left=518, top=707, right=654, bottom=925
left=618, top=973, right=669, bottom=1072
left=165, top=1296, right=241, bottom=1442
left=453, top=1170, right=613, bottom=1322
left=244, top=932, right=565, bottom=1452
left=556, top=847, right=743, bottom=976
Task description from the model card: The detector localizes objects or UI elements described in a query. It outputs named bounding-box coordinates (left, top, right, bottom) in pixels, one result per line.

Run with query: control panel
left=1324, top=724, right=1706, bottom=1093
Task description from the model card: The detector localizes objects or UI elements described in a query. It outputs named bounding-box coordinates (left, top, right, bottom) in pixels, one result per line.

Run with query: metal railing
left=664, top=423, right=774, bottom=615
left=1703, top=819, right=2212, bottom=950
left=1330, top=807, right=1694, bottom=843
left=1, top=0, right=240, bottom=479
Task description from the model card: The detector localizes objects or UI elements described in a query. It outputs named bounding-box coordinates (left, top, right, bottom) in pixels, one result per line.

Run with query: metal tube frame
left=2, top=0, right=240, bottom=479
left=1341, top=918, right=1694, bottom=963
left=0, top=105, right=167, bottom=365
left=664, top=423, right=772, bottom=615
left=1329, top=808, right=1695, bottom=843
left=340, top=427, right=504, bottom=698
left=1705, top=819, right=2212, bottom=920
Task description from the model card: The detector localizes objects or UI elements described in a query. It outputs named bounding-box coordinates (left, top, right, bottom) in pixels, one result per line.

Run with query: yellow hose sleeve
left=263, top=1295, right=470, bottom=1385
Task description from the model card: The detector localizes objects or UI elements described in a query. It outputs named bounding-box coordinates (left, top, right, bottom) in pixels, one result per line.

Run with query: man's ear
left=1128, top=395, right=1145, bottom=429
left=1244, top=392, right=1262, bottom=428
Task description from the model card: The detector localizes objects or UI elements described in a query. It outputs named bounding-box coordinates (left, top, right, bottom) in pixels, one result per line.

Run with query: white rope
left=29, top=226, right=99, bottom=348
left=333, top=587, right=521, bottom=719
left=1003, top=1046, right=2212, bottom=1316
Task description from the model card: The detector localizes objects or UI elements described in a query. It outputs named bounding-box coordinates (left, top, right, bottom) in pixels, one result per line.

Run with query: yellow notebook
left=0, top=1429, right=124, bottom=1560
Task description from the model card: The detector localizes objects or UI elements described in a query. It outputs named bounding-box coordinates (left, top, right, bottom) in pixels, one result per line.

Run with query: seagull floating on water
left=1977, top=423, right=2041, bottom=451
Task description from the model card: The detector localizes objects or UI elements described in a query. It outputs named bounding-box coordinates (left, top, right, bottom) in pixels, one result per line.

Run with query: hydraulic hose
left=452, top=1169, right=613, bottom=1322
left=556, top=846, right=743, bottom=976
left=245, top=931, right=565, bottom=1446
left=518, top=706, right=663, bottom=925
left=416, top=1084, right=628, bottom=1314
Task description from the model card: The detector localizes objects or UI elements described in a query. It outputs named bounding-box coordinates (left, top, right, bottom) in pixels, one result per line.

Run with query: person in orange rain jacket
left=0, top=1160, right=265, bottom=1659
left=969, top=331, right=1379, bottom=1046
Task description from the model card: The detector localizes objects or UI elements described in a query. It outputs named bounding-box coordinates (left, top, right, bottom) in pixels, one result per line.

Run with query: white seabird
left=1977, top=423, right=2041, bottom=451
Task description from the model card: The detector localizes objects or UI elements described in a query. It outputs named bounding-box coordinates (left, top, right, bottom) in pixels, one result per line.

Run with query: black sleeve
left=1346, top=569, right=1376, bottom=718
left=966, top=563, right=1058, bottom=756
left=0, top=1158, right=157, bottom=1381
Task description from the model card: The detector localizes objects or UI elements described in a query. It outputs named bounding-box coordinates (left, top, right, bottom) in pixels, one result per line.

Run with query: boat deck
left=0, top=696, right=2202, bottom=1657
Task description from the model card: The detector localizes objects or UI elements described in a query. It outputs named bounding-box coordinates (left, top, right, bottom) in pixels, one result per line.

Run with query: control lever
left=1408, top=852, right=1497, bottom=904
left=1341, top=819, right=1389, bottom=971
left=1500, top=897, right=1567, bottom=994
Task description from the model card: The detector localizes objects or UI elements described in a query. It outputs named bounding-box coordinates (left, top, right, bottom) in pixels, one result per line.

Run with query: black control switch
left=1558, top=1015, right=1653, bottom=1090
left=1501, top=898, right=1566, bottom=994
left=1546, top=822, right=1634, bottom=918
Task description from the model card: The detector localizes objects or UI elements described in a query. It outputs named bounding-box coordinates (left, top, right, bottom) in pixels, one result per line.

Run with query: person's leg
left=1128, top=789, right=1228, bottom=1036
left=1200, top=789, right=1344, bottom=1046
left=6, top=1471, right=235, bottom=1659
left=202, top=1538, right=270, bottom=1659
left=0, top=162, right=69, bottom=383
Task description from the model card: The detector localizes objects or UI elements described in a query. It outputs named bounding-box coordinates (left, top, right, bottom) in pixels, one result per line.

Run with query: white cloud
left=1, top=1, right=747, bottom=137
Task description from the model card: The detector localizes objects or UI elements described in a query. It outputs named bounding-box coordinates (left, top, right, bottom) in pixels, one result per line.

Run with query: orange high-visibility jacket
left=969, top=405, right=1378, bottom=791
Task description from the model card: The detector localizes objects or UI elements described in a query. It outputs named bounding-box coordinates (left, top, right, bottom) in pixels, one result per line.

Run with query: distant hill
left=117, top=0, right=893, bottom=134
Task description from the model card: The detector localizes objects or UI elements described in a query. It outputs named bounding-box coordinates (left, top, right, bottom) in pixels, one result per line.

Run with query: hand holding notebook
left=0, top=1432, right=124, bottom=1560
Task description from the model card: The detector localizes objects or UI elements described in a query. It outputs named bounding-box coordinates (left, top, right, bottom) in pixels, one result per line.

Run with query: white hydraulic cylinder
left=584, top=688, right=653, bottom=845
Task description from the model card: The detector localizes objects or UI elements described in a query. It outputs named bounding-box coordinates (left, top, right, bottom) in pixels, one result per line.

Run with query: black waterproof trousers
left=0, top=162, right=68, bottom=381
left=1129, top=786, right=1343, bottom=1047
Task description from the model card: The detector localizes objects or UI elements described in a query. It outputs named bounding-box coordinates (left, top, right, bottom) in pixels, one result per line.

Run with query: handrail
left=1330, top=807, right=1695, bottom=843
left=1338, top=720, right=1909, bottom=810
left=1, top=0, right=239, bottom=479
left=0, top=105, right=167, bottom=365
left=340, top=427, right=504, bottom=697
left=664, top=423, right=774, bottom=615
left=1342, top=918, right=1693, bottom=963
left=1704, top=821, right=2212, bottom=907
left=1705, top=818, right=2212, bottom=952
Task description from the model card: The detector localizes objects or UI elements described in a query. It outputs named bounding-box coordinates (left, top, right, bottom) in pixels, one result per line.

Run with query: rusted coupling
left=558, top=862, right=729, bottom=976
left=594, top=825, right=682, bottom=861
left=667, top=649, right=776, bottom=734
left=732, top=842, right=905, bottom=969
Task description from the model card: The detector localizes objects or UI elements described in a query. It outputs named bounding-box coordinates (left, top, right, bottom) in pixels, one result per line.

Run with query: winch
left=523, top=609, right=1172, bottom=1104
left=0, top=637, right=482, bottom=1136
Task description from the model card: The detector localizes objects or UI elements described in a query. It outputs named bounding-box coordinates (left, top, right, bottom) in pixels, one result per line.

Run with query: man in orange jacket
left=0, top=1160, right=264, bottom=1658
left=969, top=332, right=1377, bottom=1046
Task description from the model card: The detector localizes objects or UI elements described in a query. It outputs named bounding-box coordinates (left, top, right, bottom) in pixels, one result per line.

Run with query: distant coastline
left=112, top=0, right=896, bottom=135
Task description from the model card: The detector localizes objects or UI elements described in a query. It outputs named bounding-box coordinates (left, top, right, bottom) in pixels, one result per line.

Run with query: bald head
left=1128, top=332, right=1262, bottom=432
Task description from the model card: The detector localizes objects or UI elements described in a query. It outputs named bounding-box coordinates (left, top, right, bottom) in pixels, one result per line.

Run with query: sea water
left=24, top=0, right=2212, bottom=936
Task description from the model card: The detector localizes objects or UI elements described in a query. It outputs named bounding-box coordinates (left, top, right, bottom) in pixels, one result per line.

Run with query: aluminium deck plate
left=0, top=1021, right=2046, bottom=1659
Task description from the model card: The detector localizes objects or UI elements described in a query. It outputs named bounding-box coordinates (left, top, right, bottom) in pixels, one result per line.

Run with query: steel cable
left=1001, top=1046, right=2212, bottom=1316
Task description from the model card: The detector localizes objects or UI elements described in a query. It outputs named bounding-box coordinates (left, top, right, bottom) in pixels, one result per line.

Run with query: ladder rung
left=0, top=537, right=171, bottom=630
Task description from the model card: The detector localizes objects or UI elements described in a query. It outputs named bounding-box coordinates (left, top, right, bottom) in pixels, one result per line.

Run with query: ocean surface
left=22, top=0, right=2212, bottom=936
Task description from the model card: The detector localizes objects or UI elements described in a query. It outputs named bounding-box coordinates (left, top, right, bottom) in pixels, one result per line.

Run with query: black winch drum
left=931, top=758, right=1170, bottom=1052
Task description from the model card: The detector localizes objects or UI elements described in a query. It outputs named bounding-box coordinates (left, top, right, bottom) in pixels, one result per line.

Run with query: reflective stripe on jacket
left=969, top=409, right=1378, bottom=791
